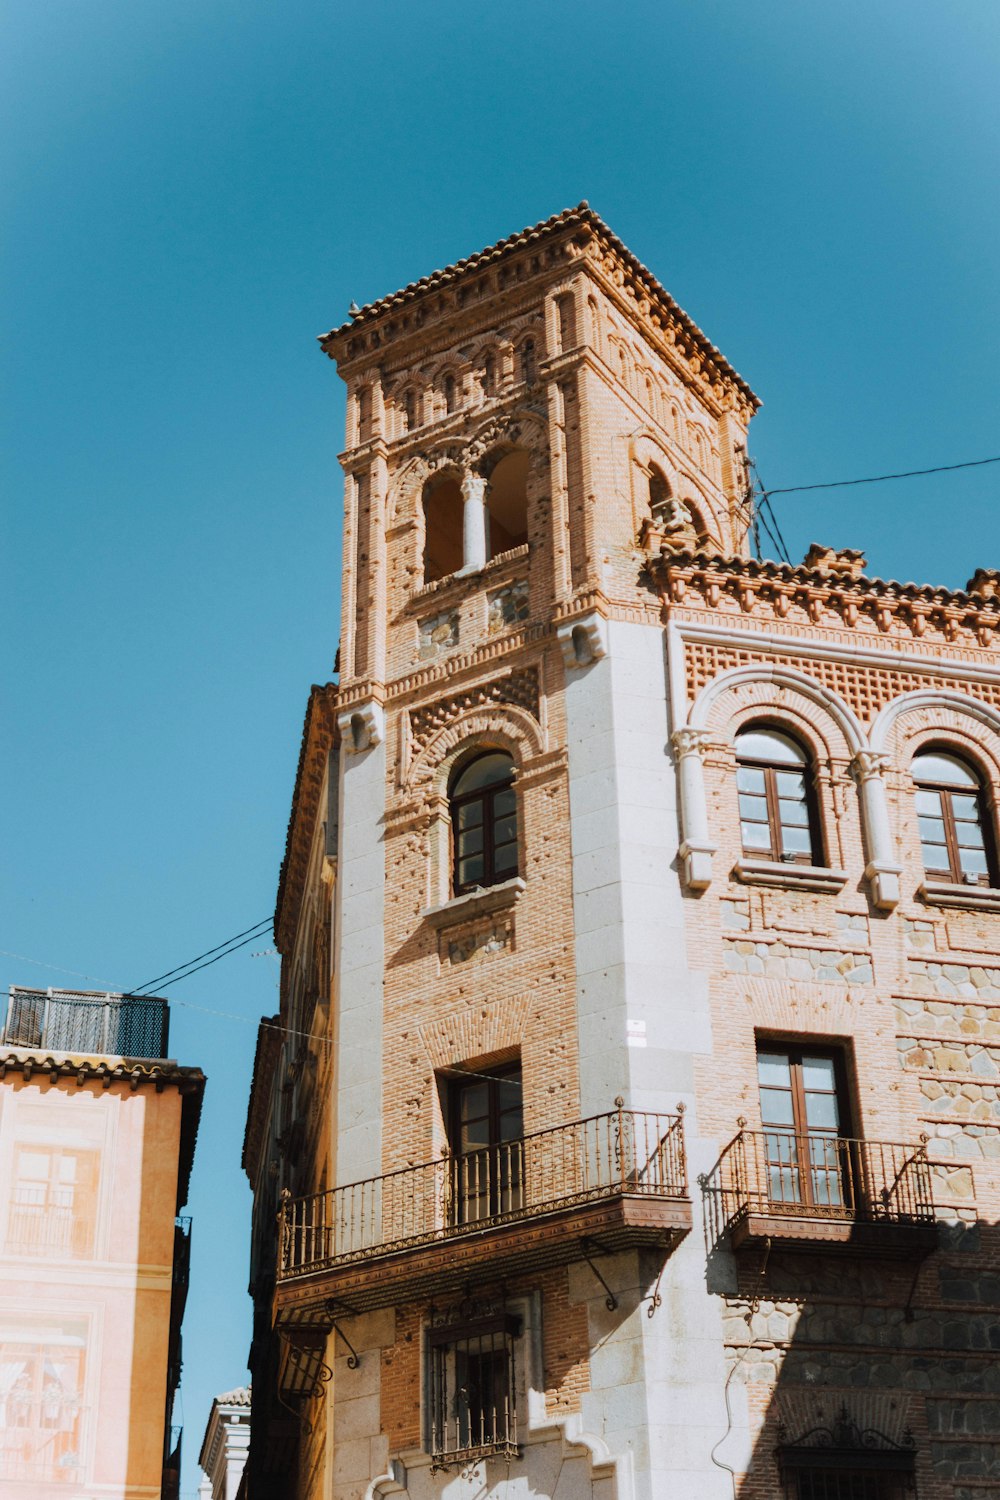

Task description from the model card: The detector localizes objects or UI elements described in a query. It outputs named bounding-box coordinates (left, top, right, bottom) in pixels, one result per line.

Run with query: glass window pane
left=460, top=1083, right=488, bottom=1121
left=915, top=788, right=942, bottom=815
left=459, top=855, right=484, bottom=885
left=801, top=1056, right=836, bottom=1090
left=781, top=825, right=812, bottom=853
left=804, top=1092, right=840, bottom=1130
left=913, top=752, right=978, bottom=786
left=459, top=827, right=484, bottom=856
left=458, top=802, right=483, bottom=830
left=494, top=845, right=518, bottom=872
left=460, top=1120, right=490, bottom=1152
left=493, top=815, right=517, bottom=845
left=498, top=1077, right=521, bottom=1111
left=741, top=821, right=772, bottom=850
left=493, top=788, right=516, bottom=816
left=736, top=729, right=806, bottom=765
left=778, top=798, right=810, bottom=827
left=921, top=844, right=951, bottom=873
left=959, top=847, right=988, bottom=876
left=738, top=793, right=767, bottom=820
left=955, top=823, right=986, bottom=850
left=918, top=817, right=946, bottom=843
left=736, top=766, right=765, bottom=793
left=774, top=770, right=806, bottom=796
left=759, top=1087, right=794, bottom=1126
left=758, top=1054, right=792, bottom=1087
left=951, top=794, right=981, bottom=820
left=453, top=753, right=514, bottom=796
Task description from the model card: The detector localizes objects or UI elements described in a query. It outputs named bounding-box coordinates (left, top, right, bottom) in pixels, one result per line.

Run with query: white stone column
left=671, top=727, right=716, bottom=890
left=851, top=750, right=901, bottom=910
left=459, top=472, right=488, bottom=573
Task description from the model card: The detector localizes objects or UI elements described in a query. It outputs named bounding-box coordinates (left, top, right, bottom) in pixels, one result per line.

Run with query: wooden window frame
left=757, top=1042, right=855, bottom=1211
left=736, top=731, right=822, bottom=866
left=913, top=754, right=996, bottom=888
left=450, top=754, right=519, bottom=895
left=445, top=1064, right=524, bottom=1224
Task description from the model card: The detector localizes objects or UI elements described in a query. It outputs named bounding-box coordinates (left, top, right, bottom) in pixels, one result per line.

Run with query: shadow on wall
left=700, top=1141, right=997, bottom=1499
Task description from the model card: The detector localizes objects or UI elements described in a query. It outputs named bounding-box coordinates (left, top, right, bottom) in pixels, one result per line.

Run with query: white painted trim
left=870, top=688, right=1000, bottom=751
left=733, top=859, right=848, bottom=892
left=687, top=661, right=867, bottom=752
left=674, top=621, right=1000, bottom=690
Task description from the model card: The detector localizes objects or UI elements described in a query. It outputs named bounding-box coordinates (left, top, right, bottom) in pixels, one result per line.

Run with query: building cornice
left=646, top=550, right=1000, bottom=653
left=319, top=203, right=759, bottom=415
left=273, top=683, right=339, bottom=956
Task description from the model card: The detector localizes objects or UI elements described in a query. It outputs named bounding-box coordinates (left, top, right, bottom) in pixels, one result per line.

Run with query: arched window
left=913, top=750, right=994, bottom=885
left=444, top=373, right=458, bottom=414
left=519, top=340, right=536, bottom=386
left=482, top=353, right=496, bottom=397
left=485, top=449, right=529, bottom=556
left=450, top=752, right=519, bottom=893
left=648, top=466, right=672, bottom=523
left=402, top=389, right=417, bottom=433
left=735, top=727, right=819, bottom=865
left=423, top=474, right=464, bottom=583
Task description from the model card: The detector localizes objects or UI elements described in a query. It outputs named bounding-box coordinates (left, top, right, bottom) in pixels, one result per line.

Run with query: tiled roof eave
left=646, top=549, right=1000, bottom=612
left=319, top=203, right=759, bottom=408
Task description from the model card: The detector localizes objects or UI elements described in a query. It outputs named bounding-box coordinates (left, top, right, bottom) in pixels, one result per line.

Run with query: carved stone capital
left=850, top=750, right=891, bottom=784
left=671, top=727, right=713, bottom=760
left=460, top=472, right=487, bottom=505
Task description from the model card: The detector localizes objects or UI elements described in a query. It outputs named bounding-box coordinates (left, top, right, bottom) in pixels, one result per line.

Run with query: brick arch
left=689, top=664, right=867, bottom=762
left=406, top=705, right=545, bottom=794
left=871, top=689, right=1000, bottom=781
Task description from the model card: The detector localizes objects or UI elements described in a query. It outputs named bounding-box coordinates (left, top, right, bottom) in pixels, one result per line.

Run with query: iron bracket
left=579, top=1237, right=618, bottom=1310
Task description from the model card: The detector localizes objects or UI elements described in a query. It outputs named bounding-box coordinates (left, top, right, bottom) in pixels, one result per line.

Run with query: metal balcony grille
left=428, top=1315, right=519, bottom=1469
left=279, top=1107, right=686, bottom=1280
left=703, top=1129, right=935, bottom=1245
left=784, top=1473, right=913, bottom=1500
left=2, top=987, right=169, bottom=1059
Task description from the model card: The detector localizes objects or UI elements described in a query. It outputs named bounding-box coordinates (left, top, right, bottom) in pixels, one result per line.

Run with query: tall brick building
left=244, top=205, right=1000, bottom=1498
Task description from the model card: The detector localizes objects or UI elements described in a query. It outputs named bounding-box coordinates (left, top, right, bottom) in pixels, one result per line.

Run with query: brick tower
left=245, top=206, right=1000, bottom=1500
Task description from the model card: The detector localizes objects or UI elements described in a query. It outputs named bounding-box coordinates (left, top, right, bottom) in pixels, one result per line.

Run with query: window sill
left=733, top=859, right=848, bottom=894
left=919, top=880, right=1000, bottom=913
left=421, top=877, right=525, bottom=930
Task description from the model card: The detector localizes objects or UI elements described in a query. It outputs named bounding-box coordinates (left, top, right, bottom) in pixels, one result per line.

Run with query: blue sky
left=2, top=1, right=998, bottom=1493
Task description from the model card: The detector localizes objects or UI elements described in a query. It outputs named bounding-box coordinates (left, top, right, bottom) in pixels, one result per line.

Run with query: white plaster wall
left=564, top=618, right=746, bottom=1500
left=334, top=739, right=387, bottom=1185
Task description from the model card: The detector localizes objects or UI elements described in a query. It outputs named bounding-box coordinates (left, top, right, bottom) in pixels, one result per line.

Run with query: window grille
left=428, top=1313, right=520, bottom=1467
left=784, top=1473, right=913, bottom=1500
left=3, top=987, right=168, bottom=1059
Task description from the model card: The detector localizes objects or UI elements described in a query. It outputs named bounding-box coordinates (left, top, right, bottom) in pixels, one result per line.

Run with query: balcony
left=2, top=985, right=169, bottom=1060
left=170, top=1217, right=192, bottom=1333
left=703, top=1129, right=938, bottom=1256
left=274, top=1107, right=690, bottom=1325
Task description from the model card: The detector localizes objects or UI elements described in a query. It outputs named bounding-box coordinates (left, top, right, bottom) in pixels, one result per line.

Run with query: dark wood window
left=519, top=339, right=535, bottom=385
left=447, top=1065, right=523, bottom=1224
left=428, top=1312, right=520, bottom=1463
left=757, top=1045, right=852, bottom=1210
left=736, top=726, right=820, bottom=864
left=450, top=752, right=519, bottom=893
left=444, top=373, right=457, bottom=414
left=913, top=749, right=994, bottom=886
left=783, top=1465, right=914, bottom=1499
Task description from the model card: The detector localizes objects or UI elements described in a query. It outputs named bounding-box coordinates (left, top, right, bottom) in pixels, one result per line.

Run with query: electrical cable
left=126, top=920, right=272, bottom=995
left=128, top=929, right=273, bottom=996
left=763, top=453, right=1000, bottom=500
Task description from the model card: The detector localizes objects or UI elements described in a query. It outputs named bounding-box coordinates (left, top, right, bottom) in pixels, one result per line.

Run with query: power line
left=127, top=920, right=272, bottom=996
left=129, top=929, right=274, bottom=996
left=763, top=454, right=1000, bottom=500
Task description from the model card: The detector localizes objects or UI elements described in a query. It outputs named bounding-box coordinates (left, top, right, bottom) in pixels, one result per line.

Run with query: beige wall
left=0, top=1072, right=183, bottom=1498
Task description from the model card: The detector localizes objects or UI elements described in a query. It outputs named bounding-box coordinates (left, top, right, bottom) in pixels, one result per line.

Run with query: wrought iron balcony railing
left=703, top=1128, right=937, bottom=1252
left=2, top=985, right=169, bottom=1060
left=278, top=1106, right=687, bottom=1290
